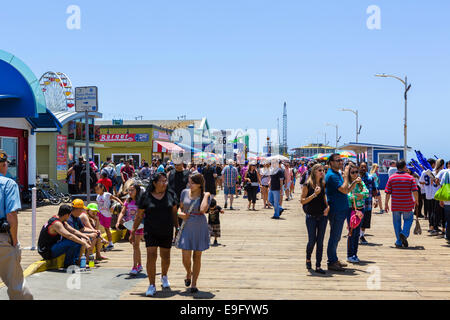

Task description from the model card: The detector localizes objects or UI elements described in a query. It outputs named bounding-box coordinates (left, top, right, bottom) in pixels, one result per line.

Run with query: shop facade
left=95, top=121, right=183, bottom=165
left=35, top=110, right=103, bottom=191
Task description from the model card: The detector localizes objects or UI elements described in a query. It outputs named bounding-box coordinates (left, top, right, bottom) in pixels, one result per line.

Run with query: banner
left=153, top=131, right=171, bottom=141
left=98, top=133, right=149, bottom=142
left=56, top=135, right=67, bottom=180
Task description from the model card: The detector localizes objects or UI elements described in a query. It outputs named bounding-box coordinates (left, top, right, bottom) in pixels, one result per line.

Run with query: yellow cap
left=72, top=199, right=87, bottom=210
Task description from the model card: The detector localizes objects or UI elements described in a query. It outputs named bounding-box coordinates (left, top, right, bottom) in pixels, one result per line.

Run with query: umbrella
left=339, top=150, right=357, bottom=158
left=267, top=154, right=289, bottom=161
left=311, top=153, right=325, bottom=160
left=248, top=156, right=266, bottom=161
left=318, top=153, right=333, bottom=161
left=193, top=152, right=209, bottom=160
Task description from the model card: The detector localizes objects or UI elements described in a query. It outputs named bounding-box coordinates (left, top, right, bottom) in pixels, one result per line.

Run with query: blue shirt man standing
left=0, top=150, right=33, bottom=299
left=325, top=154, right=359, bottom=272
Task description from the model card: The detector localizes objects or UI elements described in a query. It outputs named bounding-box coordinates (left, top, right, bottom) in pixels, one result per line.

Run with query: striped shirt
left=385, top=171, right=418, bottom=212
left=222, top=165, right=238, bottom=187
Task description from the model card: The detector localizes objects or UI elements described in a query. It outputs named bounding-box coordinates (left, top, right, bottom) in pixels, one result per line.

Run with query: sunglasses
left=331, top=158, right=343, bottom=162
left=350, top=171, right=359, bottom=174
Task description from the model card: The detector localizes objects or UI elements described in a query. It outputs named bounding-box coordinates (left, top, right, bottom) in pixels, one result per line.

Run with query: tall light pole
left=339, top=108, right=361, bottom=143
left=326, top=123, right=341, bottom=149
left=375, top=73, right=411, bottom=160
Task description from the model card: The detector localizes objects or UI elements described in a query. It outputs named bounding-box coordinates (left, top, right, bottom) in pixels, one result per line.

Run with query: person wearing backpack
left=101, top=163, right=117, bottom=192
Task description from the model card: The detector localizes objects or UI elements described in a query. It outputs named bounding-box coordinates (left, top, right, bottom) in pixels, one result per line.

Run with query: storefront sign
left=56, top=135, right=67, bottom=180
left=98, top=133, right=149, bottom=142
left=153, top=130, right=171, bottom=141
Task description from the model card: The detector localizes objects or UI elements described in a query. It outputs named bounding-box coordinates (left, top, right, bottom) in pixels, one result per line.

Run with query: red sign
left=98, top=133, right=149, bottom=142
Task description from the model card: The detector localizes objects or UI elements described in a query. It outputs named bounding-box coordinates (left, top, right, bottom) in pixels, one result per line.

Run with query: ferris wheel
left=39, top=71, right=75, bottom=112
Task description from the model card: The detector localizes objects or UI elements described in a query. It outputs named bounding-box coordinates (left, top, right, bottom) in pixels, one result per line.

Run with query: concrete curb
left=0, top=229, right=127, bottom=289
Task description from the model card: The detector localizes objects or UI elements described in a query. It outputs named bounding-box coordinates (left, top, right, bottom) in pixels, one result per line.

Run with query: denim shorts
left=224, top=186, right=236, bottom=195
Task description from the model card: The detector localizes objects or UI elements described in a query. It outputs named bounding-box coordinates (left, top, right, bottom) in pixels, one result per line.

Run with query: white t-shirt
left=97, top=192, right=112, bottom=217
left=419, top=171, right=439, bottom=200
left=436, top=169, right=450, bottom=205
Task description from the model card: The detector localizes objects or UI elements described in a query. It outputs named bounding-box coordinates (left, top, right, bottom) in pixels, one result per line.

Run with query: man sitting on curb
left=38, top=204, right=91, bottom=269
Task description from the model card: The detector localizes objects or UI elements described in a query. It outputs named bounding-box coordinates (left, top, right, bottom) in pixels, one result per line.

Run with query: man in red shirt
left=121, top=159, right=135, bottom=183
left=98, top=172, right=113, bottom=193
left=384, top=160, right=419, bottom=248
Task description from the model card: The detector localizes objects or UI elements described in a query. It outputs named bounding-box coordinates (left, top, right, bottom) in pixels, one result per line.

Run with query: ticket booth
left=338, top=142, right=410, bottom=190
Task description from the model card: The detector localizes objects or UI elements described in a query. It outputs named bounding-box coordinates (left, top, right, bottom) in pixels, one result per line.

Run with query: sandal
left=184, top=278, right=191, bottom=287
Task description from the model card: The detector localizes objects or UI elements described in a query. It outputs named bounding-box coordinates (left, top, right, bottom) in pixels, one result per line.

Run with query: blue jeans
left=268, top=189, right=282, bottom=218
left=51, top=239, right=82, bottom=267
left=306, top=215, right=328, bottom=267
left=347, top=213, right=361, bottom=258
left=392, top=211, right=414, bottom=246
left=327, top=208, right=350, bottom=264
left=444, top=205, right=450, bottom=240
left=115, top=176, right=122, bottom=193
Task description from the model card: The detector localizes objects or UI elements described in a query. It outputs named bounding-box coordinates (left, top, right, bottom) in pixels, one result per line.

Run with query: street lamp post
left=339, top=108, right=360, bottom=143
left=375, top=74, right=411, bottom=160
left=326, top=123, right=341, bottom=149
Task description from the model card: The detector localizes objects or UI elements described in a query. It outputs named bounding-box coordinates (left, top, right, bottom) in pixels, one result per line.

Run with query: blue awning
left=174, top=142, right=203, bottom=153
left=27, top=108, right=62, bottom=132
left=0, top=50, right=47, bottom=118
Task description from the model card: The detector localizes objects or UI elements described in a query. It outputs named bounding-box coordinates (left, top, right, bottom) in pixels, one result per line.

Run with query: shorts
left=98, top=212, right=112, bottom=229
left=361, top=210, right=372, bottom=229
left=144, top=233, right=173, bottom=249
left=224, top=186, right=236, bottom=195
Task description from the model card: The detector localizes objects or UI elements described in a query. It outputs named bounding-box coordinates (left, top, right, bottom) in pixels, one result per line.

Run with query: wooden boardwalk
left=14, top=188, right=450, bottom=300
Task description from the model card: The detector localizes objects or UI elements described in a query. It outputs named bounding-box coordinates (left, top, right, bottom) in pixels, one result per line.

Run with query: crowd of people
left=0, top=151, right=442, bottom=299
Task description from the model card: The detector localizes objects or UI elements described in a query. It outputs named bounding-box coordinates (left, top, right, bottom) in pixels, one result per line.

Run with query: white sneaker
left=145, top=284, right=156, bottom=297
left=161, top=275, right=170, bottom=288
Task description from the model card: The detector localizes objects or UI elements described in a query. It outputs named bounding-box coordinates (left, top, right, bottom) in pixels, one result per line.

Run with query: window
left=378, top=153, right=399, bottom=174
left=0, top=137, right=18, bottom=181
left=112, top=154, right=140, bottom=167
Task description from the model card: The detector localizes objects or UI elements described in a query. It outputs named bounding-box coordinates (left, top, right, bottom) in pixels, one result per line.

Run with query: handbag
left=349, top=196, right=364, bottom=236
left=434, top=171, right=450, bottom=202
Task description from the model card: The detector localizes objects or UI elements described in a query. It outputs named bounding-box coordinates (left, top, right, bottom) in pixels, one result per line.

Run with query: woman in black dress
left=131, top=172, right=179, bottom=297
left=202, top=160, right=217, bottom=199
left=244, top=162, right=261, bottom=210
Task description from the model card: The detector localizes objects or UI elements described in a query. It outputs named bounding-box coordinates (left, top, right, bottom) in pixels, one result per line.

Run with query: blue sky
left=1, top=0, right=449, bottom=159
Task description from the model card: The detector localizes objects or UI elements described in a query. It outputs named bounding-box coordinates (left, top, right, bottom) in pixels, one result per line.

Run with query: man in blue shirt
left=325, top=154, right=359, bottom=272
left=0, top=150, right=33, bottom=299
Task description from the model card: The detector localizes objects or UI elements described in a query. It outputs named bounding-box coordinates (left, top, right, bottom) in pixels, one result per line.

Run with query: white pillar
left=28, top=130, right=36, bottom=186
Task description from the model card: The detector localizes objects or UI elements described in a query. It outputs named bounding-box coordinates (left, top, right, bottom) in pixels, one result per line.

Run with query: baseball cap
left=0, top=150, right=10, bottom=164
left=72, top=199, right=87, bottom=210
left=86, top=203, right=99, bottom=212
